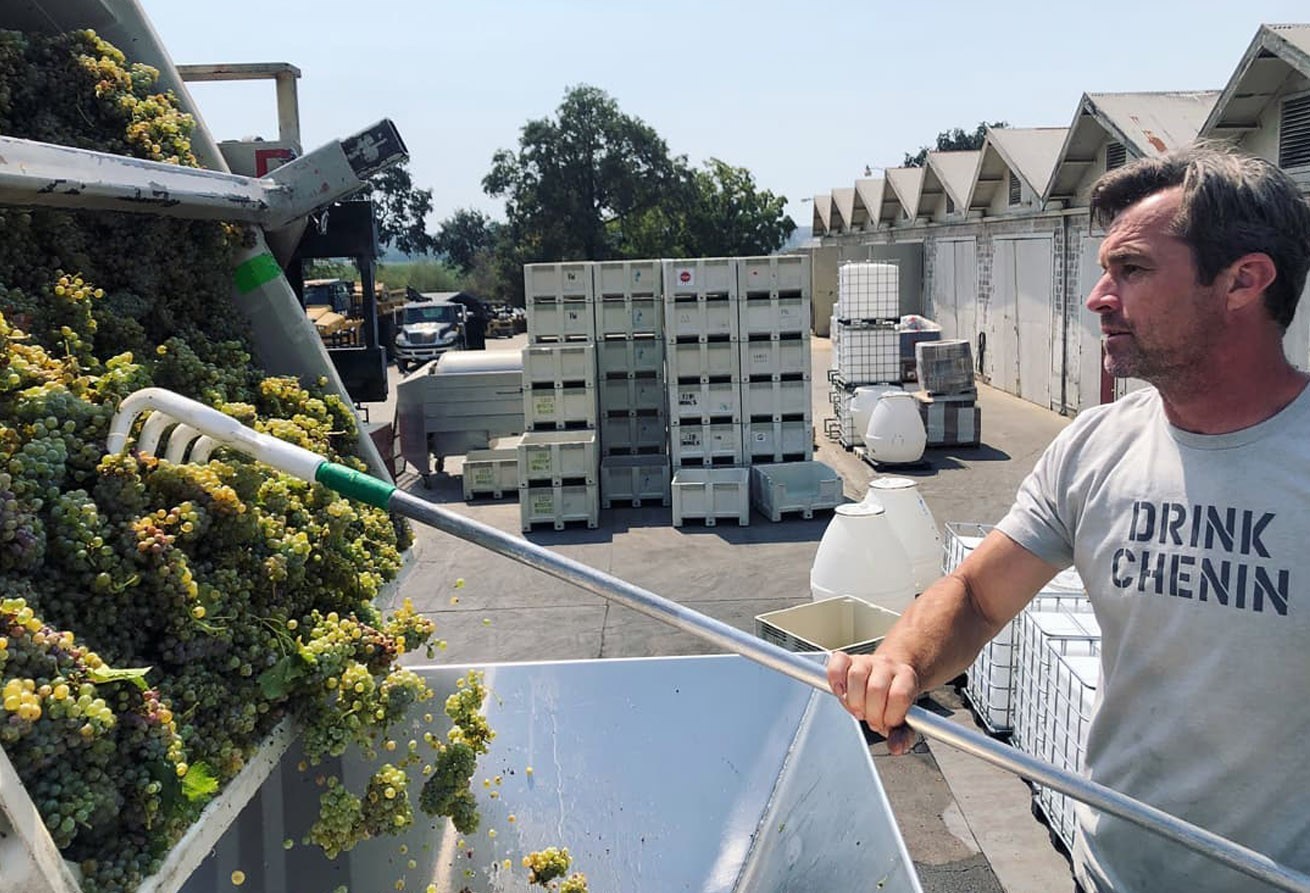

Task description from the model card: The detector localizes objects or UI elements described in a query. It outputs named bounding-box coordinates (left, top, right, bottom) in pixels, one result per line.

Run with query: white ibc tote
left=849, top=384, right=903, bottom=448
left=810, top=501, right=916, bottom=614
left=863, top=477, right=943, bottom=593
left=863, top=391, right=926, bottom=464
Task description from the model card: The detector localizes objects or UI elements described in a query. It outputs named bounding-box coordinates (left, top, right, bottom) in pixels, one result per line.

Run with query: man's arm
left=826, top=529, right=1062, bottom=753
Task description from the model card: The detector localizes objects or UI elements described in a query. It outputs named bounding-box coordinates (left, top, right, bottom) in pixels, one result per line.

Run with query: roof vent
left=1008, top=169, right=1022, bottom=205
left=1279, top=93, right=1310, bottom=169
left=1105, top=142, right=1127, bottom=171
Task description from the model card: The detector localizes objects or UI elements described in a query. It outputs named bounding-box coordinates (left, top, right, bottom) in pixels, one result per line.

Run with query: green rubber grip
left=316, top=462, right=396, bottom=509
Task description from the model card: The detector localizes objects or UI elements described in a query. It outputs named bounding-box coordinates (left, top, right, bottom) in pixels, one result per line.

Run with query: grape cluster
left=418, top=670, right=492, bottom=835
left=522, top=847, right=572, bottom=886
left=0, top=28, right=434, bottom=893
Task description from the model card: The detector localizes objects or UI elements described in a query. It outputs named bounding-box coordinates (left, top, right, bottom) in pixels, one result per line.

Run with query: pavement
left=364, top=333, right=1076, bottom=893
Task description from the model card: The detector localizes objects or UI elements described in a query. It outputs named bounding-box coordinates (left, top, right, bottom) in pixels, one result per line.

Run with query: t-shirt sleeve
left=995, top=430, right=1077, bottom=569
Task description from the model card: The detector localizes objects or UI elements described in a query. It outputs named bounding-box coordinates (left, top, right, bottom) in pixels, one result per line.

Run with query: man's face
left=1086, top=187, right=1227, bottom=385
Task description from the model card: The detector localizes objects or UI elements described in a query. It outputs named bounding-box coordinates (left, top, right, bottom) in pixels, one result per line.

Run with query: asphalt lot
left=364, top=332, right=1076, bottom=893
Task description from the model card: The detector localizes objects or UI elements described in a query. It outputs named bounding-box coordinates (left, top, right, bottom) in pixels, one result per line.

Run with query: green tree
left=902, top=121, right=1007, bottom=167
left=358, top=160, right=438, bottom=256
left=434, top=208, right=500, bottom=275
left=483, top=85, right=685, bottom=263
left=679, top=159, right=795, bottom=257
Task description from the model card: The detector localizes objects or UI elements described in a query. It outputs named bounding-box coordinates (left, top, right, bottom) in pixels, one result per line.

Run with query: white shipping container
left=741, top=338, right=811, bottom=379
left=669, top=380, right=741, bottom=422
left=596, top=338, right=665, bottom=378
left=600, top=454, right=671, bottom=507
left=739, top=294, right=810, bottom=339
left=745, top=419, right=812, bottom=461
left=668, top=340, right=739, bottom=381
left=600, top=414, right=667, bottom=455
left=743, top=378, right=810, bottom=420
left=519, top=483, right=600, bottom=531
left=522, top=343, right=596, bottom=386
left=832, top=324, right=899, bottom=384
left=737, top=254, right=810, bottom=296
left=749, top=461, right=842, bottom=522
left=600, top=376, right=667, bottom=416
left=525, top=261, right=594, bottom=301
left=671, top=423, right=743, bottom=467
left=595, top=295, right=663, bottom=338
left=517, top=430, right=599, bottom=485
left=837, top=262, right=899, bottom=320
left=666, top=297, right=739, bottom=341
left=671, top=467, right=751, bottom=527
left=593, top=259, right=661, bottom=298
left=524, top=385, right=597, bottom=430
left=662, top=257, right=736, bottom=297
left=528, top=297, right=596, bottom=343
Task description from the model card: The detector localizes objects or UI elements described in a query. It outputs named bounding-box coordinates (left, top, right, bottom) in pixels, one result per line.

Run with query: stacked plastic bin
left=664, top=258, right=750, bottom=526
left=592, top=260, right=671, bottom=508
left=830, top=262, right=900, bottom=448
left=520, top=263, right=600, bottom=530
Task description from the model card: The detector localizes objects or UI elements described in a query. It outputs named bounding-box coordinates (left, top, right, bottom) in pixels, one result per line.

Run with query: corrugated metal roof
left=1086, top=91, right=1218, bottom=155
left=926, top=151, right=981, bottom=209
left=1269, top=23, right=1310, bottom=57
left=832, top=187, right=856, bottom=232
left=1201, top=23, right=1310, bottom=138
left=986, top=127, right=1067, bottom=197
left=885, top=167, right=925, bottom=221
left=853, top=178, right=883, bottom=228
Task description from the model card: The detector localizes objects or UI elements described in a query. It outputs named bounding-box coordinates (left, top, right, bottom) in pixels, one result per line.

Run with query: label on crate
left=565, top=270, right=581, bottom=284
left=677, top=311, right=693, bottom=325
left=753, top=432, right=768, bottom=443
left=675, top=268, right=694, bottom=287
left=680, top=431, right=702, bottom=447
left=531, top=492, right=555, bottom=514
left=567, top=309, right=582, bottom=321
left=528, top=451, right=552, bottom=473
left=749, top=348, right=769, bottom=364
left=473, top=468, right=494, bottom=485
left=678, top=391, right=696, bottom=407
left=533, top=396, right=557, bottom=416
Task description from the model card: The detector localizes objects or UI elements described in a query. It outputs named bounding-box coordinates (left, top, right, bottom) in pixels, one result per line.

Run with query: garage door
left=993, top=237, right=1053, bottom=408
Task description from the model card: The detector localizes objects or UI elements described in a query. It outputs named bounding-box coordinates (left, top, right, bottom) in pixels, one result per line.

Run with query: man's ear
left=1225, top=252, right=1277, bottom=313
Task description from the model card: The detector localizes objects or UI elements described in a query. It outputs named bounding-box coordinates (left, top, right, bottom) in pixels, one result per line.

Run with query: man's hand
left=827, top=650, right=920, bottom=755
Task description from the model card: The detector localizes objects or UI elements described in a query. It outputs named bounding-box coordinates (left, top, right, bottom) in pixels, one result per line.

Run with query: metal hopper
left=180, top=658, right=924, bottom=893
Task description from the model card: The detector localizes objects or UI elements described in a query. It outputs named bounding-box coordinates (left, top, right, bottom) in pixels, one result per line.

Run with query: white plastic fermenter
left=863, top=477, right=943, bottom=594
left=863, top=391, right=926, bottom=464
left=810, top=501, right=916, bottom=614
left=849, top=384, right=903, bottom=448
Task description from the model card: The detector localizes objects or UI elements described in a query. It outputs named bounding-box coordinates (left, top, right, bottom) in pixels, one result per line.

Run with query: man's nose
left=1086, top=272, right=1117, bottom=314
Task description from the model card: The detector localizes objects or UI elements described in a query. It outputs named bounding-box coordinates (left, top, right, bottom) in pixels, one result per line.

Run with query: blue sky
left=139, top=1, right=1309, bottom=231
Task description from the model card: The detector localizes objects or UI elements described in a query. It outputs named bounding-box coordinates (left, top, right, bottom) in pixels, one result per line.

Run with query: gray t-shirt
left=997, top=384, right=1310, bottom=893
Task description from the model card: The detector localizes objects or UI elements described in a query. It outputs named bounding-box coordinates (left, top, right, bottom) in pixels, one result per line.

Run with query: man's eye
left=1121, top=264, right=1141, bottom=276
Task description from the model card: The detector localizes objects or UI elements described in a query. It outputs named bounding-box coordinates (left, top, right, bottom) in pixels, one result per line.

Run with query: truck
left=394, top=296, right=466, bottom=372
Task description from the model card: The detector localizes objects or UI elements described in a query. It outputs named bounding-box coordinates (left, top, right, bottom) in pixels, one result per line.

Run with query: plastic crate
left=600, top=414, right=667, bottom=455
left=671, top=423, right=743, bottom=467
left=665, top=296, right=739, bottom=341
left=668, top=340, right=740, bottom=382
left=525, top=261, right=594, bottom=301
left=756, top=597, right=899, bottom=654
left=837, top=262, right=899, bottom=321
left=1011, top=611, right=1100, bottom=759
left=671, top=467, right=751, bottom=526
left=528, top=297, right=596, bottom=343
left=595, top=295, right=662, bottom=338
left=832, top=323, right=900, bottom=384
left=669, top=380, right=741, bottom=422
left=517, top=430, right=598, bottom=485
left=462, top=436, right=522, bottom=499
left=596, top=337, right=665, bottom=379
left=519, top=482, right=600, bottom=530
left=744, top=378, right=810, bottom=420
left=739, top=294, right=810, bottom=339
left=737, top=254, right=809, bottom=296
left=600, top=375, right=667, bottom=416
left=662, top=257, right=736, bottom=298
left=749, top=461, right=842, bottom=522
left=600, top=454, right=671, bottom=507
left=593, top=259, right=661, bottom=298
left=523, top=385, right=596, bottom=430
left=741, top=337, right=811, bottom=379
left=744, top=419, right=813, bottom=462
left=522, top=343, right=596, bottom=387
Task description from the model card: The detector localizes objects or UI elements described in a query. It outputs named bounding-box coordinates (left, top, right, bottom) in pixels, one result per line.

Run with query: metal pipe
left=389, top=488, right=1310, bottom=893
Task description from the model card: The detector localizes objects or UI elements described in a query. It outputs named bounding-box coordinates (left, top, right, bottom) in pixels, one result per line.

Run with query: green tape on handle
left=316, top=463, right=396, bottom=510
left=233, top=252, right=282, bottom=294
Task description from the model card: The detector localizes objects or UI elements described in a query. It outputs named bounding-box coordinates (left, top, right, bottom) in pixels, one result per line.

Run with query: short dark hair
left=1089, top=142, right=1310, bottom=331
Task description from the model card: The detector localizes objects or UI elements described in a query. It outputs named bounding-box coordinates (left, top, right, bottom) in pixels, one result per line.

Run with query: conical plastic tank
left=864, top=391, right=927, bottom=464
left=850, top=384, right=903, bottom=447
left=810, top=501, right=916, bottom=613
left=864, top=477, right=943, bottom=594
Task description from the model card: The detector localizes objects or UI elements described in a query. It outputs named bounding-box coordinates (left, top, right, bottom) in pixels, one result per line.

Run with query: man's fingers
left=880, top=665, right=920, bottom=732
left=826, top=651, right=851, bottom=700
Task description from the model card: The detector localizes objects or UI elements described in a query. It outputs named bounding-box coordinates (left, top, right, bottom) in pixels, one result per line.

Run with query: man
left=827, top=144, right=1310, bottom=893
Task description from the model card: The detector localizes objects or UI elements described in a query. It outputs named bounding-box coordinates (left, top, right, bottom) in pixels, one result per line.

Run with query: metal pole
left=389, top=488, right=1310, bottom=893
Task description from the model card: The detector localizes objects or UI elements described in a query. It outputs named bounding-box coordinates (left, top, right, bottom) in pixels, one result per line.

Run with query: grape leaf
left=257, top=649, right=312, bottom=699
left=181, top=761, right=219, bottom=803
left=88, top=664, right=151, bottom=690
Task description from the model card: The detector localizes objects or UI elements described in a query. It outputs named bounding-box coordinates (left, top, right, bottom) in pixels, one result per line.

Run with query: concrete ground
left=366, top=333, right=1075, bottom=893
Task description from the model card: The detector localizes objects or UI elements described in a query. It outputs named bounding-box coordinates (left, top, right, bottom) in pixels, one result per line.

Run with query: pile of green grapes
left=0, top=28, right=454, bottom=892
